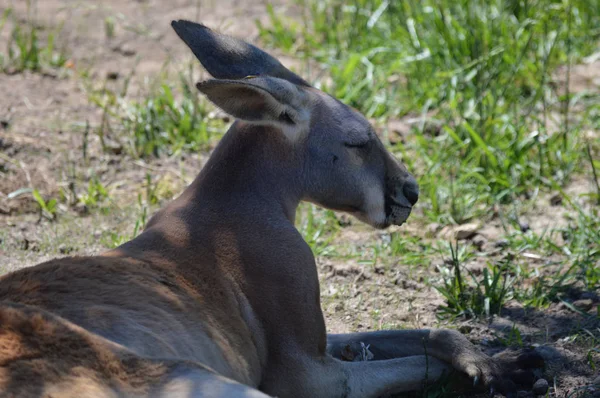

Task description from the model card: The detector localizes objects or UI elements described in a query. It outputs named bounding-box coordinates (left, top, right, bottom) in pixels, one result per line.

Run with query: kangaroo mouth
left=385, top=195, right=412, bottom=227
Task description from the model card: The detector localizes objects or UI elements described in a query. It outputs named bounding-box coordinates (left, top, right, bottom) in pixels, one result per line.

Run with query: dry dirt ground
left=0, top=1, right=599, bottom=397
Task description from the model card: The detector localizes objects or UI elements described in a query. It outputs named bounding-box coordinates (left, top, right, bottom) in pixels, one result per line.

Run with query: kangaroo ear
left=196, top=76, right=310, bottom=136
left=171, top=20, right=309, bottom=87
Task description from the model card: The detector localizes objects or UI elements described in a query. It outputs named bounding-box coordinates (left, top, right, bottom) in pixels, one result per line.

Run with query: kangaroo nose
left=402, top=178, right=419, bottom=206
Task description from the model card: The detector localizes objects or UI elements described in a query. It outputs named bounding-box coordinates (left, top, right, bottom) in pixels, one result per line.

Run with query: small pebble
left=494, top=239, right=509, bottom=248
left=532, top=378, right=549, bottom=395
left=455, top=223, right=479, bottom=240
left=572, top=299, right=593, bottom=311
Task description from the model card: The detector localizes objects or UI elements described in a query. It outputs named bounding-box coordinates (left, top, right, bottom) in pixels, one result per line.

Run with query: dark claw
left=489, top=387, right=496, bottom=397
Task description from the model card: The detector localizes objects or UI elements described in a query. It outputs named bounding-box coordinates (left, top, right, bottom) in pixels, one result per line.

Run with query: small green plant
left=588, top=346, right=599, bottom=372
left=87, top=72, right=224, bottom=158
left=104, top=16, right=116, bottom=39
left=586, top=143, right=600, bottom=205
left=32, top=189, right=57, bottom=221
left=78, top=177, right=110, bottom=210
left=436, top=242, right=513, bottom=319
left=0, top=7, right=68, bottom=73
left=123, top=81, right=220, bottom=157
left=144, top=173, right=160, bottom=205
left=554, top=207, right=600, bottom=291
left=510, top=189, right=600, bottom=307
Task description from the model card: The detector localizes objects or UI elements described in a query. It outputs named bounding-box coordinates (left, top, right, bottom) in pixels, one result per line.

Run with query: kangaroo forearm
left=342, top=355, right=451, bottom=397
left=327, top=329, right=469, bottom=363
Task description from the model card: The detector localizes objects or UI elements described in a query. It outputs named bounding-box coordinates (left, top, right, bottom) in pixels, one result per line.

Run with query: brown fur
left=0, top=256, right=260, bottom=397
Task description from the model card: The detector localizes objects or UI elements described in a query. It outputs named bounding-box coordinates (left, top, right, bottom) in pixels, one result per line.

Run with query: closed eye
left=344, top=141, right=369, bottom=149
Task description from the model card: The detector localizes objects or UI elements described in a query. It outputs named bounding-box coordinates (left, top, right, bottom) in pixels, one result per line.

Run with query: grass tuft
left=435, top=242, right=513, bottom=319
left=87, top=70, right=225, bottom=158
left=0, top=7, right=68, bottom=73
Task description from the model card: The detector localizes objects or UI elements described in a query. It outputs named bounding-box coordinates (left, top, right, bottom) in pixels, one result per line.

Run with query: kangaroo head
left=172, top=20, right=419, bottom=229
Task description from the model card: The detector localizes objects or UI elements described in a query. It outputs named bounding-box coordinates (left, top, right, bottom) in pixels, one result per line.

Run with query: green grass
left=32, top=189, right=57, bottom=221
left=87, top=69, right=225, bottom=158
left=0, top=7, right=68, bottom=73
left=259, top=0, right=600, bottom=223
left=434, top=242, right=513, bottom=319
left=432, top=187, right=600, bottom=318
left=78, top=176, right=110, bottom=212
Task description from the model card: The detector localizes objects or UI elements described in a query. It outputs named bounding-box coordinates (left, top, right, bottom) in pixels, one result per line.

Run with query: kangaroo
left=0, top=20, right=543, bottom=398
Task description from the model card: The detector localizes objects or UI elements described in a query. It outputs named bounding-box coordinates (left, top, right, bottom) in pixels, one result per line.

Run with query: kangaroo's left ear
left=171, top=20, right=309, bottom=87
left=196, top=76, right=311, bottom=138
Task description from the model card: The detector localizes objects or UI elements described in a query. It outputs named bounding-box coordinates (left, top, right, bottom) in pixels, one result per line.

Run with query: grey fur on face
left=172, top=19, right=419, bottom=228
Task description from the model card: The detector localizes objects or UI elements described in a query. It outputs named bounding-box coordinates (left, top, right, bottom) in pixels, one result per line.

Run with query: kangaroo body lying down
left=0, top=20, right=543, bottom=398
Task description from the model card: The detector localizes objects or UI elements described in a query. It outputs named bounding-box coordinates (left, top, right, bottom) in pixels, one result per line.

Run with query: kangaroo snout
left=387, top=176, right=418, bottom=209
left=402, top=177, right=419, bottom=206
left=383, top=172, right=419, bottom=226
